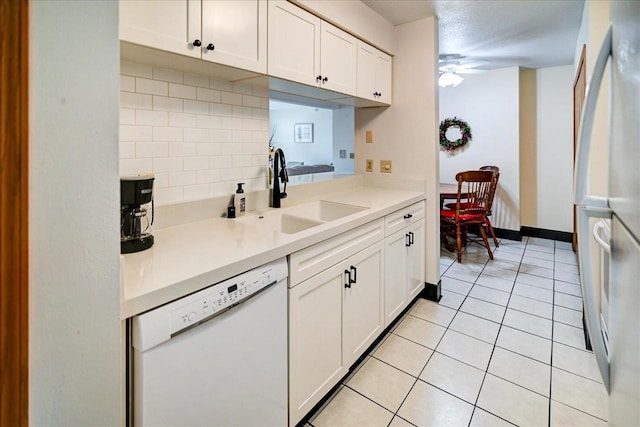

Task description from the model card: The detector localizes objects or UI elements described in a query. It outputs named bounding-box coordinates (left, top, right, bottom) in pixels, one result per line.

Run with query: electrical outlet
left=366, top=130, right=373, bottom=143
left=366, top=159, right=373, bottom=172
left=380, top=160, right=392, bottom=173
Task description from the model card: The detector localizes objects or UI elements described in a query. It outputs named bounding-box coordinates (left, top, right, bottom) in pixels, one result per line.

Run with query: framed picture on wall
left=294, top=123, right=313, bottom=143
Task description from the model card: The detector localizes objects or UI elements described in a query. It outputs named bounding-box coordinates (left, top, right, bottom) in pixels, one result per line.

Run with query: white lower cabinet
left=288, top=201, right=425, bottom=425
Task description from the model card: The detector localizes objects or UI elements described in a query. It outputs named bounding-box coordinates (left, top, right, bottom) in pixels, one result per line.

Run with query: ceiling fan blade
left=457, top=69, right=487, bottom=74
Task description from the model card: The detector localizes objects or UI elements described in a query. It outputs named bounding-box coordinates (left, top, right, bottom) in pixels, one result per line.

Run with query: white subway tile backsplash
left=221, top=91, right=243, bottom=106
left=136, top=142, right=168, bottom=158
left=153, top=127, right=183, bottom=142
left=183, top=156, right=209, bottom=171
left=169, top=83, right=197, bottom=100
left=121, top=75, right=136, bottom=92
left=120, top=125, right=153, bottom=142
left=184, top=100, right=209, bottom=115
left=120, top=108, right=136, bottom=125
left=169, top=171, right=197, bottom=186
left=121, top=92, right=153, bottom=110
left=136, top=77, right=168, bottom=96
left=197, top=87, right=221, bottom=103
left=185, top=128, right=210, bottom=142
left=136, top=110, right=168, bottom=126
left=169, top=112, right=197, bottom=128
left=169, top=143, right=198, bottom=157
left=153, top=68, right=183, bottom=83
left=120, top=61, right=269, bottom=205
left=153, top=96, right=183, bottom=112
left=153, top=157, right=182, bottom=172
left=184, top=73, right=210, bottom=88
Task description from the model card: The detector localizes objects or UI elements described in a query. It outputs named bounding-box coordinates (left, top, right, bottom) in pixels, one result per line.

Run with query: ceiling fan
left=438, top=54, right=488, bottom=87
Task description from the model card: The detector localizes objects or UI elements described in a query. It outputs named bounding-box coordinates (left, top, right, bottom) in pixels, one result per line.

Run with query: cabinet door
left=201, top=0, right=267, bottom=73
left=343, top=241, right=384, bottom=367
left=268, top=0, right=320, bottom=87
left=407, top=220, right=425, bottom=300
left=384, top=230, right=408, bottom=327
left=119, top=0, right=202, bottom=59
left=357, top=41, right=377, bottom=101
left=375, top=49, right=392, bottom=104
left=320, top=21, right=357, bottom=96
left=289, top=265, right=345, bottom=425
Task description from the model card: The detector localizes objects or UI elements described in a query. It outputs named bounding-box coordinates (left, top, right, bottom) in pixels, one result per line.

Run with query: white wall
left=536, top=66, right=574, bottom=232
left=120, top=61, right=270, bottom=205
left=439, top=67, right=521, bottom=231
left=30, top=1, right=122, bottom=425
left=356, top=17, right=440, bottom=285
left=269, top=105, right=334, bottom=165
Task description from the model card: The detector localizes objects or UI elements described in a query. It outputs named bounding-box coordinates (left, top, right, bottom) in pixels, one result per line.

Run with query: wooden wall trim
left=0, top=0, right=29, bottom=425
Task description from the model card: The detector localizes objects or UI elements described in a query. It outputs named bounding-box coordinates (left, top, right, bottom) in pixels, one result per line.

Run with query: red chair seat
left=444, top=202, right=482, bottom=211
left=440, top=209, right=484, bottom=221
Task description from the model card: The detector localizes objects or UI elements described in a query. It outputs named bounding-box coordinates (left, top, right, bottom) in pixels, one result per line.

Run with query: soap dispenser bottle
left=235, top=183, right=246, bottom=216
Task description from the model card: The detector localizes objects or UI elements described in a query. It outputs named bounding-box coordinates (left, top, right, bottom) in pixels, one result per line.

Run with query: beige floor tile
left=553, top=305, right=582, bottom=328
left=347, top=357, right=415, bottom=412
left=477, top=374, right=549, bottom=427
left=553, top=322, right=587, bottom=349
left=513, top=282, right=554, bottom=303
left=468, top=284, right=511, bottom=306
left=470, top=408, right=515, bottom=426
left=488, top=347, right=551, bottom=396
left=398, top=380, right=474, bottom=427
left=516, top=272, right=554, bottom=290
left=409, top=299, right=457, bottom=327
left=373, top=334, right=433, bottom=377
left=552, top=343, right=602, bottom=383
left=460, top=297, right=506, bottom=323
left=420, top=352, right=485, bottom=404
left=496, top=326, right=551, bottom=364
left=448, top=311, right=500, bottom=344
left=508, top=294, right=553, bottom=319
left=439, top=291, right=465, bottom=310
left=311, top=386, right=394, bottom=427
left=551, top=367, right=608, bottom=421
left=392, top=315, right=446, bottom=349
left=436, top=329, right=494, bottom=370
left=388, top=415, right=414, bottom=427
left=441, top=276, right=473, bottom=296
left=503, top=308, right=552, bottom=339
left=476, top=274, right=515, bottom=293
left=483, top=264, right=519, bottom=281
left=550, top=400, right=608, bottom=427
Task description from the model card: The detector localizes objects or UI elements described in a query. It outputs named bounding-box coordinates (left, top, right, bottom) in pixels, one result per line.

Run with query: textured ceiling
left=361, top=0, right=585, bottom=70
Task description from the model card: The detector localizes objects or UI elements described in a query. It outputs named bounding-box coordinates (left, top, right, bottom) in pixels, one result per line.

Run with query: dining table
left=439, top=183, right=468, bottom=208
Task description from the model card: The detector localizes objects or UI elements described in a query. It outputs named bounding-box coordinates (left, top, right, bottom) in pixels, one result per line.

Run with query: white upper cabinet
left=119, top=0, right=267, bottom=73
left=268, top=1, right=357, bottom=96
left=201, top=1, right=267, bottom=73
left=120, top=0, right=202, bottom=59
left=268, top=1, right=320, bottom=87
left=319, top=22, right=357, bottom=95
left=357, top=40, right=392, bottom=105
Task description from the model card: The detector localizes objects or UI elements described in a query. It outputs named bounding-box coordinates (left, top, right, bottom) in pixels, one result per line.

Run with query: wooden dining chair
left=445, top=165, right=500, bottom=247
left=440, top=170, right=495, bottom=263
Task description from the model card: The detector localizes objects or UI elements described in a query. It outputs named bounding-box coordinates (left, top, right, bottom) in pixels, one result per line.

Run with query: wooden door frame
left=1, top=0, right=29, bottom=425
left=573, top=45, right=587, bottom=252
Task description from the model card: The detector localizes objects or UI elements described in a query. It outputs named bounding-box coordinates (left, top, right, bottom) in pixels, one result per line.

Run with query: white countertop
left=121, top=186, right=424, bottom=318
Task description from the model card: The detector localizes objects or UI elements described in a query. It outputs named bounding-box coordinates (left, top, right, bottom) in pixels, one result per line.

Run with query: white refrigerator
left=575, top=2, right=639, bottom=426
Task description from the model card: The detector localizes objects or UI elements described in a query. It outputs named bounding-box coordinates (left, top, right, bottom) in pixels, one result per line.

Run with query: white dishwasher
left=130, top=258, right=288, bottom=427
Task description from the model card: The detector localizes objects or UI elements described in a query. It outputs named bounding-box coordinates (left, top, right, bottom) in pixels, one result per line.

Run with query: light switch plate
left=366, top=130, right=373, bottom=143
left=380, top=160, right=392, bottom=173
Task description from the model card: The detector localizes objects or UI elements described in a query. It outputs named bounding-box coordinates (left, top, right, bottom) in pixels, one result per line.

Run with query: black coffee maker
left=120, top=174, right=155, bottom=254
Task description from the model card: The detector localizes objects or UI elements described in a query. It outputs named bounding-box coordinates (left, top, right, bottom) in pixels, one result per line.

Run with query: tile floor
left=307, top=237, right=608, bottom=427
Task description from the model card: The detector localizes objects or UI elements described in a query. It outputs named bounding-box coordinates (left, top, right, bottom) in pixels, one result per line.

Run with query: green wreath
left=440, top=117, right=472, bottom=151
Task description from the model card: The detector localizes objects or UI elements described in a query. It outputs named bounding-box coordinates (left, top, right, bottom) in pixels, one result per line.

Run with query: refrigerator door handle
left=574, top=25, right=612, bottom=210
left=574, top=24, right=614, bottom=392
left=593, top=219, right=611, bottom=254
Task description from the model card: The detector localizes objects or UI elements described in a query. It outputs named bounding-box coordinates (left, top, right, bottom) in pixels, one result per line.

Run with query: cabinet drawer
left=384, top=201, right=425, bottom=236
left=289, top=219, right=384, bottom=286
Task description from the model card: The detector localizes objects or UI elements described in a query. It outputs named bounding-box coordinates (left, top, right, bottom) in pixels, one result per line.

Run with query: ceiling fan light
left=439, top=71, right=464, bottom=88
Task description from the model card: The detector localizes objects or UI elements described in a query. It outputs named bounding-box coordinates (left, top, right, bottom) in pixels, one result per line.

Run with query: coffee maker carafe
left=120, top=174, right=155, bottom=254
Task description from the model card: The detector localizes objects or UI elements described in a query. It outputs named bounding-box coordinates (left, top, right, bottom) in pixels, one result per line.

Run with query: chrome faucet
left=272, top=148, right=288, bottom=208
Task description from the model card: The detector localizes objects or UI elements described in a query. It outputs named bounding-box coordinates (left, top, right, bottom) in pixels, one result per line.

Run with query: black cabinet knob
left=322, top=76, right=328, bottom=83
left=206, top=43, right=215, bottom=51
left=316, top=75, right=322, bottom=82
left=192, top=39, right=201, bottom=47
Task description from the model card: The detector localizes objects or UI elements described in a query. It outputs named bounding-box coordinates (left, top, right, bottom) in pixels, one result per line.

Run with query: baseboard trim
left=521, top=226, right=573, bottom=243
left=421, top=280, right=441, bottom=302
left=494, top=227, right=522, bottom=241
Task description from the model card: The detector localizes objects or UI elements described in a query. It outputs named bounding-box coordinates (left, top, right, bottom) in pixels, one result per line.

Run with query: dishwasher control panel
left=168, top=259, right=286, bottom=336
